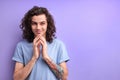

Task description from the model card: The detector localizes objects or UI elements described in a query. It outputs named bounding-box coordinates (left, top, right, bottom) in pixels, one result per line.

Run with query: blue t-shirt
left=12, top=39, right=70, bottom=80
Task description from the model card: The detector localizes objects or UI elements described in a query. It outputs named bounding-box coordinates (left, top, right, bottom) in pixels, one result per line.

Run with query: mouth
left=35, top=30, right=41, bottom=34
left=36, top=32, right=41, bottom=34
left=34, top=31, right=41, bottom=36
left=36, top=32, right=41, bottom=35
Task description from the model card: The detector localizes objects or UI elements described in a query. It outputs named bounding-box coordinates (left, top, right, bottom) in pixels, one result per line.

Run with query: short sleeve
left=12, top=43, right=24, bottom=64
left=57, top=42, right=70, bottom=64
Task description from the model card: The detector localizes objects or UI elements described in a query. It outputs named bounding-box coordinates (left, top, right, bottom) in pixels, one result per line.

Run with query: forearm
left=14, top=57, right=37, bottom=80
left=43, top=57, right=64, bottom=79
left=61, top=71, right=68, bottom=80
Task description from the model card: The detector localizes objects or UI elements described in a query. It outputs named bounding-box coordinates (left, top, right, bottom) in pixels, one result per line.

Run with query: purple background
left=0, top=0, right=120, bottom=80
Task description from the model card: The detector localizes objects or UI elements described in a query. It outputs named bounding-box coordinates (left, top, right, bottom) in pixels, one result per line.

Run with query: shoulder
left=52, top=38, right=65, bottom=45
left=16, top=39, right=31, bottom=47
left=51, top=38, right=66, bottom=48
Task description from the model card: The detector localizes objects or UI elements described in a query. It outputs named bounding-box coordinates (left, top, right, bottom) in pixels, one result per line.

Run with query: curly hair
left=20, top=6, right=56, bottom=43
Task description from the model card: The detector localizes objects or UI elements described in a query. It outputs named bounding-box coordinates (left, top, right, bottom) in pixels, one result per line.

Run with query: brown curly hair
left=20, top=6, right=56, bottom=43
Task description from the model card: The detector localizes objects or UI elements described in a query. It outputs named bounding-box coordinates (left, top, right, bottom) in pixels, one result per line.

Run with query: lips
left=35, top=30, right=41, bottom=34
left=36, top=32, right=41, bottom=34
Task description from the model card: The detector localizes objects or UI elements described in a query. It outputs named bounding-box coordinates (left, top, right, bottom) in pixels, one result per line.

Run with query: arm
left=13, top=57, right=37, bottom=80
left=13, top=35, right=41, bottom=80
left=59, top=62, right=68, bottom=80
left=44, top=57, right=68, bottom=80
left=39, top=36, right=69, bottom=80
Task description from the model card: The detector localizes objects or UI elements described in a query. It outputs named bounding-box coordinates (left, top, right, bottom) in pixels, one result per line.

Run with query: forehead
left=31, top=14, right=47, bottom=22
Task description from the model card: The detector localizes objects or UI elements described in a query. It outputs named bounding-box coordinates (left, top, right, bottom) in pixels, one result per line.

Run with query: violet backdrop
left=0, top=0, right=120, bottom=80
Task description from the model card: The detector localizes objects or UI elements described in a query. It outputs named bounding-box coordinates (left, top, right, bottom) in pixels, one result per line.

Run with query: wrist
left=43, top=55, right=49, bottom=61
left=31, top=56, right=37, bottom=61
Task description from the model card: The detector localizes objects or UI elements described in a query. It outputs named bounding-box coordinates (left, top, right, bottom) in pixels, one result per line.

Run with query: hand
left=32, top=35, right=41, bottom=59
left=39, top=36, right=49, bottom=60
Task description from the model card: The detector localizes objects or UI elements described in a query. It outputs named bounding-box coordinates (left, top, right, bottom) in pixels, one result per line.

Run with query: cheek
left=31, top=27, right=36, bottom=32
left=31, top=26, right=36, bottom=30
left=43, top=25, right=47, bottom=31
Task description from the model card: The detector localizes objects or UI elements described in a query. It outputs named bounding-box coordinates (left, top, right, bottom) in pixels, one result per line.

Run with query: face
left=31, top=14, right=47, bottom=38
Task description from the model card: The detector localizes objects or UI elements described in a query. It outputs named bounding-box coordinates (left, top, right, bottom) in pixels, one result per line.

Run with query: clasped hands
left=32, top=35, right=48, bottom=60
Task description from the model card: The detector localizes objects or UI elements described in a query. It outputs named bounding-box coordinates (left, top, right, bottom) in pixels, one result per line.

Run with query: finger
left=36, top=39, right=41, bottom=47
left=39, top=39, right=44, bottom=46
left=39, top=36, right=46, bottom=43
left=34, top=35, right=41, bottom=43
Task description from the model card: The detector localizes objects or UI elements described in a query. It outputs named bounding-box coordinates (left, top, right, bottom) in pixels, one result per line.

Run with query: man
left=12, top=6, right=70, bottom=80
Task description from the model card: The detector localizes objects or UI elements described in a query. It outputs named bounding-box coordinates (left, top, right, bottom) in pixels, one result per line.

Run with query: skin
left=13, top=14, right=68, bottom=80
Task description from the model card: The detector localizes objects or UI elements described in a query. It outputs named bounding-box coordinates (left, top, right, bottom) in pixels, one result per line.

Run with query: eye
left=31, top=22, right=37, bottom=25
left=40, top=22, right=45, bottom=25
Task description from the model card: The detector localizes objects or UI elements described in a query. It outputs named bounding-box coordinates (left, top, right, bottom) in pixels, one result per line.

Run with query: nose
left=36, top=24, right=41, bottom=29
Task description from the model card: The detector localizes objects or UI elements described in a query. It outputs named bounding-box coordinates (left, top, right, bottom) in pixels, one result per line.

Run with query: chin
left=36, top=34, right=43, bottom=36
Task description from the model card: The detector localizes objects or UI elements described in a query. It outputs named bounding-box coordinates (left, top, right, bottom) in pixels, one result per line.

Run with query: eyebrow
left=31, top=21, right=46, bottom=23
